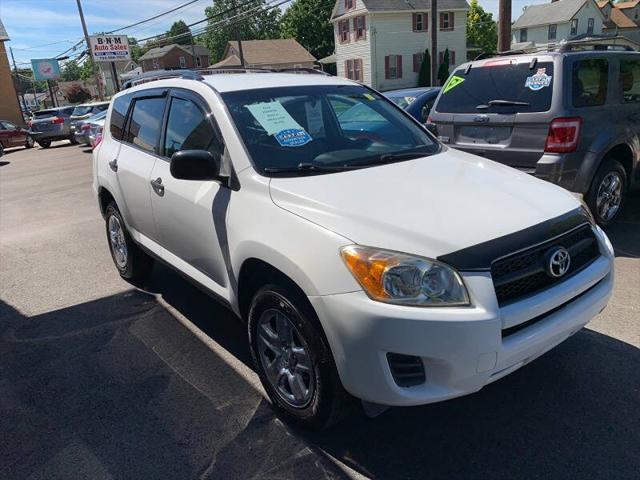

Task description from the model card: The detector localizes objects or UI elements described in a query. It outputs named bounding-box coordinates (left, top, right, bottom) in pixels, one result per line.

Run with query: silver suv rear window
left=436, top=61, right=554, bottom=113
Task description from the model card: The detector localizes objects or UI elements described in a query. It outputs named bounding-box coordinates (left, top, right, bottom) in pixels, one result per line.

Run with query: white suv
left=93, top=71, right=615, bottom=429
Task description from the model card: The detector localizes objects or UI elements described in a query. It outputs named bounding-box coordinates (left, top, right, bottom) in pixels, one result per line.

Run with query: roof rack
left=122, top=69, right=203, bottom=89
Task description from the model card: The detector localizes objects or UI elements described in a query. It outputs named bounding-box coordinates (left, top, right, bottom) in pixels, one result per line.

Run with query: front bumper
left=309, top=237, right=613, bottom=407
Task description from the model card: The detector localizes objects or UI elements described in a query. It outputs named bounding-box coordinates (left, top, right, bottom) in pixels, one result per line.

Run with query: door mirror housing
left=170, top=150, right=223, bottom=181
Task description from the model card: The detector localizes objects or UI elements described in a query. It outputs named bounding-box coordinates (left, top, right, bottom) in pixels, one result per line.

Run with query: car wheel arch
left=98, top=186, right=117, bottom=218
left=603, top=143, right=634, bottom=185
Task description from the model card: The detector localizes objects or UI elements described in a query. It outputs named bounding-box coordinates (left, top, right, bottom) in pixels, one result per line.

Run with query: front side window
left=221, top=85, right=438, bottom=175
left=619, top=58, right=640, bottom=103
left=125, top=96, right=166, bottom=153
left=572, top=59, right=608, bottom=107
left=548, top=24, right=557, bottom=40
left=587, top=18, right=595, bottom=34
left=164, top=97, right=222, bottom=158
left=571, top=19, right=578, bottom=36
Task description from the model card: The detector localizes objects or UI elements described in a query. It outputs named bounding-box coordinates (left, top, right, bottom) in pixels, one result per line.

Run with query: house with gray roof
left=138, top=43, right=210, bottom=72
left=512, top=0, right=605, bottom=47
left=330, top=0, right=469, bottom=90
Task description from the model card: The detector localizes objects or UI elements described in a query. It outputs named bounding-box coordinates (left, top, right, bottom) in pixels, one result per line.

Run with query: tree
left=80, top=60, right=96, bottom=81
left=437, top=49, right=450, bottom=86
left=467, top=0, right=498, bottom=55
left=61, top=60, right=82, bottom=82
left=418, top=50, right=431, bottom=87
left=64, top=84, right=92, bottom=103
left=203, top=0, right=281, bottom=63
left=280, top=0, right=334, bottom=60
left=167, top=20, right=193, bottom=46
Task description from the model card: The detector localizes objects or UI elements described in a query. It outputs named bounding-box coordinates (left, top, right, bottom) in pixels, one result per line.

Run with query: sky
left=2, top=0, right=550, bottom=68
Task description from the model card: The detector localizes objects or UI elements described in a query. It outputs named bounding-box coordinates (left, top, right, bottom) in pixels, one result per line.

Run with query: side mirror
left=170, top=149, right=223, bottom=181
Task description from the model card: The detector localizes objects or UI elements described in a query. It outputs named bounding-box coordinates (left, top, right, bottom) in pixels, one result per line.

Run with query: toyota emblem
left=547, top=247, right=571, bottom=278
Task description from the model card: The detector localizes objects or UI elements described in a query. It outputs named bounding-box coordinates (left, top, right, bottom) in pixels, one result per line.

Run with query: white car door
left=148, top=90, right=231, bottom=295
left=114, top=90, right=168, bottom=241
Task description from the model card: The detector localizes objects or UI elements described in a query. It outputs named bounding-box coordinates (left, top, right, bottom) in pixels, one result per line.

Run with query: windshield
left=33, top=110, right=57, bottom=119
left=72, top=105, right=93, bottom=116
left=222, top=85, right=438, bottom=175
left=436, top=61, right=554, bottom=113
left=386, top=93, right=418, bottom=109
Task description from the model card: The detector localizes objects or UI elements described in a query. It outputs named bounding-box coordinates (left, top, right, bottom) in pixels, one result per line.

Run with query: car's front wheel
left=586, top=159, right=627, bottom=226
left=104, top=202, right=154, bottom=281
left=38, top=139, right=51, bottom=148
left=0, top=142, right=4, bottom=158
left=69, top=136, right=79, bottom=145
left=248, top=284, right=352, bottom=430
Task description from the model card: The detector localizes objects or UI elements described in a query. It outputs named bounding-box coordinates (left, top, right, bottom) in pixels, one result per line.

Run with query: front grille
left=491, top=224, right=600, bottom=306
left=387, top=353, right=426, bottom=387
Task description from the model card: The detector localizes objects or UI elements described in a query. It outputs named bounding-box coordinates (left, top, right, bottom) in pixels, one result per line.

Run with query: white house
left=330, top=0, right=469, bottom=91
left=512, top=0, right=605, bottom=47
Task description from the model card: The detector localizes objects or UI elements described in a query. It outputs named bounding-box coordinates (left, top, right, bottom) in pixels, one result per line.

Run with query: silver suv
left=429, top=44, right=640, bottom=225
left=29, top=106, right=76, bottom=148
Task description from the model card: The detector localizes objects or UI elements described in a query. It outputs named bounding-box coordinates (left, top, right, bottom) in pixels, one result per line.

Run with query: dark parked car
left=429, top=42, right=640, bottom=225
left=385, top=87, right=441, bottom=123
left=0, top=120, right=33, bottom=157
left=29, top=106, right=76, bottom=148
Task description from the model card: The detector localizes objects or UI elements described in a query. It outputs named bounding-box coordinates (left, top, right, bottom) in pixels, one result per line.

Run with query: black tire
left=586, top=158, right=627, bottom=227
left=248, top=284, right=353, bottom=430
left=69, top=136, right=79, bottom=145
left=0, top=142, right=4, bottom=158
left=38, top=139, right=51, bottom=148
left=104, top=202, right=154, bottom=281
left=25, top=135, right=34, bottom=149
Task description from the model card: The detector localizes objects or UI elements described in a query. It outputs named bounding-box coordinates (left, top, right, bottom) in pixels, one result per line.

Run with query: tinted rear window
left=33, top=110, right=57, bottom=118
left=572, top=59, right=608, bottom=107
left=110, top=94, right=132, bottom=140
left=72, top=106, right=93, bottom=116
left=436, top=61, right=554, bottom=113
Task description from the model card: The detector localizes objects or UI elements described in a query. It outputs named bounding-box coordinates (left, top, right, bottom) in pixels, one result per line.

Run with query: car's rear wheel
left=69, top=136, right=79, bottom=145
left=38, top=139, right=51, bottom=148
left=248, top=284, right=352, bottom=430
left=25, top=136, right=34, bottom=148
left=586, top=159, right=627, bottom=226
left=104, top=202, right=154, bottom=281
left=0, top=142, right=4, bottom=158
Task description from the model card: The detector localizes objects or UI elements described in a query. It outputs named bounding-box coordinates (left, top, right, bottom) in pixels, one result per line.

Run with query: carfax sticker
left=274, top=128, right=312, bottom=147
left=525, top=68, right=552, bottom=91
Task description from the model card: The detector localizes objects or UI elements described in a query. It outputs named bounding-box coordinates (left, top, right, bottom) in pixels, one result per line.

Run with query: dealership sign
left=31, top=58, right=61, bottom=81
left=89, top=35, right=131, bottom=62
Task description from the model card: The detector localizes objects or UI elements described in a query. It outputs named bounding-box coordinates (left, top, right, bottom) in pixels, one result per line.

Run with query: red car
left=0, top=120, right=34, bottom=157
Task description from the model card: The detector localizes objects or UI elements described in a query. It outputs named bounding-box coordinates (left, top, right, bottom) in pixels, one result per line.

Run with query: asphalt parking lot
left=1, top=142, right=638, bottom=480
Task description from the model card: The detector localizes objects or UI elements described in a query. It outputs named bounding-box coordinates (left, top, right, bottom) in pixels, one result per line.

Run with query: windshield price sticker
left=246, top=101, right=313, bottom=147
left=525, top=68, right=552, bottom=91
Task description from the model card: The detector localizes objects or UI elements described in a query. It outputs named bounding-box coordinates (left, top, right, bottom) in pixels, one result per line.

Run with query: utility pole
left=75, top=0, right=104, bottom=99
left=498, top=0, right=512, bottom=52
left=431, top=0, right=438, bottom=86
left=231, top=0, right=245, bottom=67
left=9, top=47, right=26, bottom=116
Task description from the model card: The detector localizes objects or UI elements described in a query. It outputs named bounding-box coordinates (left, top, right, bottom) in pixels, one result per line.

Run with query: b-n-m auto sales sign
left=89, top=35, right=131, bottom=62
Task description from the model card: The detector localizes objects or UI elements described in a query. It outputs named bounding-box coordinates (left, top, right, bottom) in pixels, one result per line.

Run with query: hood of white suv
left=269, top=148, right=580, bottom=261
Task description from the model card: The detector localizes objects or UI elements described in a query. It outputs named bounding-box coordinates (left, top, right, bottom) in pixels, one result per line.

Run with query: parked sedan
left=74, top=110, right=107, bottom=146
left=69, top=101, right=110, bottom=138
left=0, top=119, right=34, bottom=157
left=384, top=87, right=441, bottom=123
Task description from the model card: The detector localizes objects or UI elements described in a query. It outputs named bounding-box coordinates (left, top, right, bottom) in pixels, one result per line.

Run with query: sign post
left=89, top=35, right=130, bottom=95
left=31, top=59, right=61, bottom=107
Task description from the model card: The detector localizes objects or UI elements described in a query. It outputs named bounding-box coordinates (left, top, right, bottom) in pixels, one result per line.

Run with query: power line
left=106, top=0, right=205, bottom=34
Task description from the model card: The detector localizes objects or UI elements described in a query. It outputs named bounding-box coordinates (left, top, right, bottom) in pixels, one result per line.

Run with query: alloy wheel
left=596, top=171, right=623, bottom=222
left=108, top=215, right=128, bottom=269
left=256, top=308, right=315, bottom=408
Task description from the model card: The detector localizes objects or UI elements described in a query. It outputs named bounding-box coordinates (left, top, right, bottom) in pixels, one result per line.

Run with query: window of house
left=619, top=58, right=640, bottom=103
left=571, top=19, right=578, bottom=36
left=572, top=59, right=608, bottom=107
left=125, top=96, right=167, bottom=153
left=520, top=28, right=528, bottom=42
left=385, top=55, right=402, bottom=79
left=413, top=52, right=425, bottom=72
left=354, top=15, right=366, bottom=39
left=339, top=20, right=350, bottom=43
left=179, top=56, right=186, bottom=68
left=440, top=12, right=454, bottom=31
left=413, top=13, right=428, bottom=32
left=548, top=24, right=557, bottom=40
left=344, top=0, right=354, bottom=10
left=587, top=18, right=595, bottom=34
left=196, top=56, right=202, bottom=67
left=164, top=97, right=222, bottom=158
left=345, top=59, right=363, bottom=81
left=152, top=59, right=159, bottom=69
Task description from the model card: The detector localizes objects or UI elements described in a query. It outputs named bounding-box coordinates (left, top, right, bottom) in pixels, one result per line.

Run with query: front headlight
left=340, top=245, right=470, bottom=306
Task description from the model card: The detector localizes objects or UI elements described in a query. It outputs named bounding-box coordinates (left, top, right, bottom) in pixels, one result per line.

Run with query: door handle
left=150, top=177, right=164, bottom=196
left=109, top=159, right=118, bottom=172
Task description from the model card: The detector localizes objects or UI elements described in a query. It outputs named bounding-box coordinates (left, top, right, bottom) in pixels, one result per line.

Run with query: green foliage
left=80, top=59, right=96, bottom=81
left=418, top=49, right=431, bottom=87
left=14, top=68, right=47, bottom=94
left=168, top=20, right=193, bottom=46
left=437, top=49, right=450, bottom=86
left=280, top=0, right=334, bottom=60
left=467, top=0, right=498, bottom=55
left=61, top=61, right=82, bottom=82
left=203, top=0, right=281, bottom=63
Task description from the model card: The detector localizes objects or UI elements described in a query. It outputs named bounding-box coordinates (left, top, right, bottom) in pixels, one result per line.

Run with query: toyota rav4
left=93, top=71, right=614, bottom=429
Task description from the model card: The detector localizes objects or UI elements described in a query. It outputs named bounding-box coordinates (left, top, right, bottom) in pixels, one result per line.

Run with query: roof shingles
left=0, top=18, right=9, bottom=41
left=513, top=0, right=592, bottom=29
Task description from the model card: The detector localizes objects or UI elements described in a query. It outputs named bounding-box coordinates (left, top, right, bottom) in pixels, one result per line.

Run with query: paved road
left=1, top=142, right=638, bottom=480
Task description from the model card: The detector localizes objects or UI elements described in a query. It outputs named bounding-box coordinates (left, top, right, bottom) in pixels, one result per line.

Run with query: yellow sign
left=443, top=75, right=465, bottom=94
